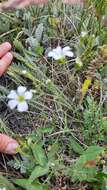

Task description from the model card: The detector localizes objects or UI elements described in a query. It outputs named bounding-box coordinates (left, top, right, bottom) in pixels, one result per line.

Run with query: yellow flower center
left=58, top=58, right=66, bottom=64
left=17, top=96, right=25, bottom=102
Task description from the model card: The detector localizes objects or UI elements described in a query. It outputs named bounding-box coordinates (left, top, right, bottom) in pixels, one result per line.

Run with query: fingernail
left=4, top=42, right=12, bottom=49
left=6, top=142, right=19, bottom=154
left=6, top=52, right=13, bottom=59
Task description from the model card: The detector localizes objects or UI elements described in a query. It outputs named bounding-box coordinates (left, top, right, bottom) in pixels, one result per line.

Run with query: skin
left=0, top=0, right=83, bottom=154
left=0, top=0, right=48, bottom=10
left=0, top=42, right=13, bottom=76
left=0, top=0, right=84, bottom=10
left=0, top=42, right=19, bottom=155
left=0, top=134, right=19, bottom=155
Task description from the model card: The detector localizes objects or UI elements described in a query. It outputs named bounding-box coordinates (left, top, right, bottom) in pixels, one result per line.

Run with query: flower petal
left=48, top=46, right=64, bottom=60
left=22, top=70, right=27, bottom=74
left=63, top=46, right=71, bottom=52
left=81, top=31, right=87, bottom=37
left=55, top=46, right=62, bottom=53
left=64, top=51, right=74, bottom=57
left=7, top=90, right=18, bottom=99
left=48, top=51, right=55, bottom=58
left=17, top=101, right=28, bottom=112
left=8, top=100, right=18, bottom=109
left=17, top=86, right=27, bottom=95
left=24, top=91, right=33, bottom=100
left=53, top=46, right=64, bottom=60
left=52, top=53, right=62, bottom=60
left=48, top=51, right=62, bottom=60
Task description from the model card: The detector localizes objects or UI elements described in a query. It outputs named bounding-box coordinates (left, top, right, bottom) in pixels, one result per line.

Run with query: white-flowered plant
left=75, top=57, right=83, bottom=68
left=7, top=86, right=33, bottom=112
left=48, top=46, right=74, bottom=61
left=46, top=79, right=51, bottom=85
left=81, top=31, right=87, bottom=37
left=22, top=70, right=27, bottom=74
left=0, top=188, right=6, bottom=190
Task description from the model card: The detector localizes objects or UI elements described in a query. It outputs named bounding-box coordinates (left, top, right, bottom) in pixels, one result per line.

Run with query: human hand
left=0, top=43, right=19, bottom=155
left=0, top=134, right=19, bottom=155
left=0, top=0, right=84, bottom=10
left=0, top=42, right=13, bottom=77
left=0, top=0, right=48, bottom=10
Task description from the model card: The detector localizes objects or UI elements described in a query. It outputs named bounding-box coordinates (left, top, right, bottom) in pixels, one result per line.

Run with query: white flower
left=0, top=188, right=6, bottom=190
left=75, top=57, right=83, bottom=68
left=22, top=70, right=27, bottom=74
left=81, top=31, right=87, bottom=37
left=103, top=166, right=107, bottom=174
left=46, top=79, right=51, bottom=85
left=51, top=162, right=55, bottom=167
left=7, top=86, right=33, bottom=112
left=48, top=46, right=74, bottom=60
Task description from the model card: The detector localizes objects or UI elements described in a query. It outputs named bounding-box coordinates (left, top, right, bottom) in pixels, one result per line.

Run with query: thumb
left=0, top=134, right=19, bottom=155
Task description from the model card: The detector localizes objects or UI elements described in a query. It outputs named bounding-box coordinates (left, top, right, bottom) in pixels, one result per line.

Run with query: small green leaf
left=69, top=136, right=84, bottom=155
left=14, top=39, right=24, bottom=53
left=29, top=165, right=49, bottom=183
left=32, top=143, right=47, bottom=166
left=48, top=142, right=59, bottom=160
left=0, top=175, right=16, bottom=190
left=84, top=146, right=104, bottom=160
left=35, top=23, right=44, bottom=42
left=70, top=146, right=105, bottom=182
left=39, top=126, right=54, bottom=134
left=14, top=179, right=46, bottom=190
left=35, top=44, right=44, bottom=56
left=14, top=179, right=29, bottom=189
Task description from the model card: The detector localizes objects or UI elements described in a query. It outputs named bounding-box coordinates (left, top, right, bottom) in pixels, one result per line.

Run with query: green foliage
left=88, top=0, right=107, bottom=16
left=26, top=23, right=44, bottom=52
left=31, top=142, right=47, bottom=166
left=13, top=39, right=25, bottom=54
left=70, top=146, right=105, bottom=182
left=69, top=136, right=84, bottom=155
left=0, top=1, right=107, bottom=190
left=83, top=96, right=106, bottom=144
left=7, top=131, right=64, bottom=189
left=0, top=175, right=17, bottom=190
left=14, top=179, right=50, bottom=190
left=29, top=165, right=49, bottom=184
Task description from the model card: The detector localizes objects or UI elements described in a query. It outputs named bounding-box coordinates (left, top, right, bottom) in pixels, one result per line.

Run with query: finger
left=0, top=42, right=12, bottom=58
left=0, top=0, right=22, bottom=10
left=17, top=0, right=33, bottom=8
left=18, top=0, right=48, bottom=8
left=0, top=0, right=48, bottom=10
left=0, top=52, right=13, bottom=76
left=32, top=0, right=48, bottom=5
left=0, top=134, right=19, bottom=155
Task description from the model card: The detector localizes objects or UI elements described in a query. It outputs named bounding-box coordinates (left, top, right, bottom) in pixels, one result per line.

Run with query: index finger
left=0, top=52, right=13, bottom=76
left=0, top=42, right=12, bottom=58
